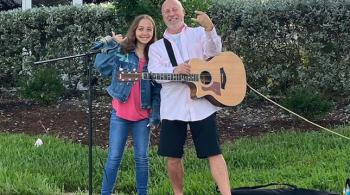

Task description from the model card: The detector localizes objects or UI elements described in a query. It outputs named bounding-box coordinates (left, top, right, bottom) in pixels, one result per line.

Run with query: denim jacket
left=94, top=41, right=161, bottom=126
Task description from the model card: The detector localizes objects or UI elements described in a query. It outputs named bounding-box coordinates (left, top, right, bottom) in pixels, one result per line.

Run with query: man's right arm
left=202, top=27, right=222, bottom=59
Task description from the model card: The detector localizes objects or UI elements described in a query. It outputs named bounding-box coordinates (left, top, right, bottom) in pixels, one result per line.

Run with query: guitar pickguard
left=201, top=82, right=221, bottom=96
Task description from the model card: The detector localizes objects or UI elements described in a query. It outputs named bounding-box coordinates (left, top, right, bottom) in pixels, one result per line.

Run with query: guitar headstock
left=117, top=71, right=142, bottom=82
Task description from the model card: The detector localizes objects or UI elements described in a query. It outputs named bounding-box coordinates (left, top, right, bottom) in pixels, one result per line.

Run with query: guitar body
left=187, top=52, right=246, bottom=107
left=117, top=51, right=247, bottom=107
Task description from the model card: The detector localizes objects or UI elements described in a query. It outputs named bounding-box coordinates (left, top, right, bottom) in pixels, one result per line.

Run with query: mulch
left=0, top=94, right=349, bottom=148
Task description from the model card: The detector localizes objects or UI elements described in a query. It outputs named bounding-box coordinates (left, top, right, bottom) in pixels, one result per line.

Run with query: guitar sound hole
left=200, top=71, right=211, bottom=85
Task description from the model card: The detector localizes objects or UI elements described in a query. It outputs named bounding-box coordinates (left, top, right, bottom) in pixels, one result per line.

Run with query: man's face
left=162, top=0, right=185, bottom=33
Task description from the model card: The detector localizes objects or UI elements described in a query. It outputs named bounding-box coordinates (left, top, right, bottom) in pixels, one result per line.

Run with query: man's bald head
left=161, top=0, right=184, bottom=14
left=161, top=0, right=186, bottom=34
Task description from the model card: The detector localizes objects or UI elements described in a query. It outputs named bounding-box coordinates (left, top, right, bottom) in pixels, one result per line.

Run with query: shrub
left=281, top=86, right=332, bottom=120
left=210, top=0, right=350, bottom=97
left=114, top=0, right=213, bottom=38
left=0, top=4, right=120, bottom=90
left=0, top=1, right=212, bottom=94
left=19, top=68, right=65, bottom=105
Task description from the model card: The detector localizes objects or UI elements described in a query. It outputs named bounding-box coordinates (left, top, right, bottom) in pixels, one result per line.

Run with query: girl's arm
left=94, top=41, right=121, bottom=77
left=149, top=81, right=161, bottom=128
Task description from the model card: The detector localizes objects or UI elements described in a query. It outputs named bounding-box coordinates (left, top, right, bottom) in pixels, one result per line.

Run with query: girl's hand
left=150, top=123, right=160, bottom=131
left=112, top=32, right=127, bottom=43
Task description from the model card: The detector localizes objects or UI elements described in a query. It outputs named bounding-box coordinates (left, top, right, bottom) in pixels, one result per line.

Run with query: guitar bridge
left=220, top=67, right=226, bottom=89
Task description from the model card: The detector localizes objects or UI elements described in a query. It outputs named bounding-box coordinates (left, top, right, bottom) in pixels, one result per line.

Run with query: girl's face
left=135, top=19, right=154, bottom=46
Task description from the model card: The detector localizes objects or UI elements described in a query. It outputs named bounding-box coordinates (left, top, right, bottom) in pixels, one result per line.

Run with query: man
left=148, top=0, right=231, bottom=194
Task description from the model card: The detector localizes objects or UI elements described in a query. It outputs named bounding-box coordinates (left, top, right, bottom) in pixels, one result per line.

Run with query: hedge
left=1, top=0, right=349, bottom=98
left=0, top=0, right=212, bottom=91
left=0, top=4, right=120, bottom=89
left=211, top=0, right=350, bottom=97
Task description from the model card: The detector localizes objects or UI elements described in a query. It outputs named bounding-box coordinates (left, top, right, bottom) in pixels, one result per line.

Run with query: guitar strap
left=163, top=38, right=178, bottom=67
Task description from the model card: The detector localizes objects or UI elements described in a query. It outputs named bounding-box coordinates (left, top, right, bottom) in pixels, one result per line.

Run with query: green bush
left=113, top=0, right=213, bottom=38
left=210, top=0, right=350, bottom=97
left=19, top=68, right=65, bottom=105
left=0, top=4, right=121, bottom=90
left=0, top=1, right=212, bottom=95
left=281, top=86, right=332, bottom=119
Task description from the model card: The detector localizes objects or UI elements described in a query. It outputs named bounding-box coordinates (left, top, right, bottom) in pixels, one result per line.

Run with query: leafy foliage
left=0, top=1, right=212, bottom=94
left=211, top=0, right=350, bottom=97
left=1, top=0, right=349, bottom=103
left=113, top=0, right=213, bottom=38
left=19, top=67, right=65, bottom=105
left=281, top=86, right=332, bottom=119
left=33, top=0, right=72, bottom=7
left=0, top=0, right=20, bottom=11
left=0, top=4, right=120, bottom=90
left=112, top=0, right=164, bottom=35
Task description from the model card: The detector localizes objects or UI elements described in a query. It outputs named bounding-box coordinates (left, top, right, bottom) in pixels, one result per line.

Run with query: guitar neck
left=142, top=72, right=199, bottom=82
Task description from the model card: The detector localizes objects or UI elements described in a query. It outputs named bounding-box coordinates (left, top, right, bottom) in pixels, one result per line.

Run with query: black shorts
left=157, top=113, right=221, bottom=159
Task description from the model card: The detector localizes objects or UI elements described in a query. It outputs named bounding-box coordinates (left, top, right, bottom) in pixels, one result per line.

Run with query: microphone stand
left=34, top=50, right=99, bottom=195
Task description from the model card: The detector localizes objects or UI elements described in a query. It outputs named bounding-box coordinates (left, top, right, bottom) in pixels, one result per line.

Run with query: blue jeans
left=101, top=110, right=150, bottom=195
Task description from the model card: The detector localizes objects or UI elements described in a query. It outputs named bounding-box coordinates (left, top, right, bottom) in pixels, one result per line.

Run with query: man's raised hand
left=191, top=10, right=214, bottom=32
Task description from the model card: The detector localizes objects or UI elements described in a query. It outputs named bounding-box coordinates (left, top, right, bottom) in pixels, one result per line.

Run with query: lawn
left=0, top=126, right=349, bottom=194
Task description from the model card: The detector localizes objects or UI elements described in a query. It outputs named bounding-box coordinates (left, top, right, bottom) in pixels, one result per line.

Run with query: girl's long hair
left=121, top=14, right=157, bottom=62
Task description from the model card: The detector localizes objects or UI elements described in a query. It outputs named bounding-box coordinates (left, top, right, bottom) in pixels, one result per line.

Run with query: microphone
left=90, top=35, right=114, bottom=51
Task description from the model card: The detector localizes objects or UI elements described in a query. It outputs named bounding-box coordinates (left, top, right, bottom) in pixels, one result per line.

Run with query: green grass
left=0, top=126, right=349, bottom=194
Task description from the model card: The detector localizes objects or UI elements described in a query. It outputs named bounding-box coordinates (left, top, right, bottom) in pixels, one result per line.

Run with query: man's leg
left=208, top=154, right=231, bottom=195
left=167, top=157, right=184, bottom=195
left=189, top=113, right=231, bottom=195
left=158, top=119, right=187, bottom=195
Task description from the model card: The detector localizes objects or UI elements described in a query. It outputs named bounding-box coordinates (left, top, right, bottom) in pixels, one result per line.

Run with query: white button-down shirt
left=148, top=25, right=222, bottom=121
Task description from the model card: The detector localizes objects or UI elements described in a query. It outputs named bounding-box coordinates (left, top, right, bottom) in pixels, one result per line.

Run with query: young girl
left=94, top=14, right=160, bottom=195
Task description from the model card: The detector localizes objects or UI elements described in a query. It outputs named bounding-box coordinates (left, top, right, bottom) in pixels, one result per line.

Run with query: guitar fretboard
left=142, top=73, right=199, bottom=82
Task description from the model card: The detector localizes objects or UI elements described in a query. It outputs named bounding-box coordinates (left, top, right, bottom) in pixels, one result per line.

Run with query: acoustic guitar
left=117, top=51, right=246, bottom=107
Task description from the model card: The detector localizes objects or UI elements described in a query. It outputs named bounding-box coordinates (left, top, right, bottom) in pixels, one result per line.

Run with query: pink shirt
left=112, top=58, right=150, bottom=121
